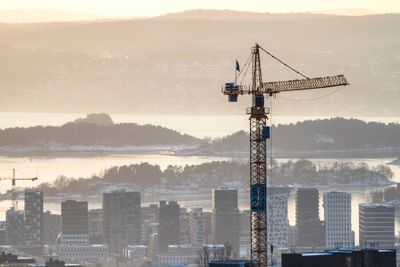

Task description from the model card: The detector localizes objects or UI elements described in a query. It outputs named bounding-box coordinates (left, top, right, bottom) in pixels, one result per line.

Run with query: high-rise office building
left=103, top=189, right=142, bottom=254
left=158, top=201, right=180, bottom=253
left=24, top=189, right=44, bottom=245
left=359, top=203, right=395, bottom=248
left=212, top=188, right=240, bottom=255
left=6, top=207, right=24, bottom=245
left=60, top=200, right=89, bottom=247
left=189, top=208, right=212, bottom=245
left=295, top=188, right=324, bottom=247
left=61, top=200, right=88, bottom=235
left=323, top=191, right=352, bottom=249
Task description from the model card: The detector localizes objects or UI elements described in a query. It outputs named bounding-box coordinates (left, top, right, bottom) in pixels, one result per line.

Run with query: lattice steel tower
left=222, top=43, right=349, bottom=267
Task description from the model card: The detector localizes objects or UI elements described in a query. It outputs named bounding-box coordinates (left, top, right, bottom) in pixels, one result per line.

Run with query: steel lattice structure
left=222, top=43, right=349, bottom=267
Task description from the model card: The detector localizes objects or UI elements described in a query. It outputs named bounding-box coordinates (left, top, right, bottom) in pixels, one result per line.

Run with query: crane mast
left=222, top=43, right=349, bottom=267
left=249, top=44, right=268, bottom=267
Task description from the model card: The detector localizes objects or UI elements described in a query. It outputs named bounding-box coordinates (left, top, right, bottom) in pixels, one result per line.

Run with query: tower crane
left=0, top=169, right=38, bottom=210
left=222, top=43, right=349, bottom=267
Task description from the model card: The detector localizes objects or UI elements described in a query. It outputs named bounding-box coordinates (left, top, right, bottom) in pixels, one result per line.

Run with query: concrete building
left=180, top=207, right=190, bottom=245
left=323, top=191, right=353, bottom=249
left=295, top=188, right=325, bottom=248
left=158, top=200, right=180, bottom=253
left=103, top=188, right=142, bottom=254
left=24, top=189, right=44, bottom=246
left=0, top=223, right=6, bottom=245
left=43, top=211, right=61, bottom=245
left=189, top=208, right=212, bottom=245
left=61, top=200, right=88, bottom=235
left=142, top=222, right=158, bottom=247
left=88, top=209, right=103, bottom=244
left=240, top=210, right=250, bottom=258
left=6, top=207, right=24, bottom=246
left=359, top=203, right=395, bottom=248
left=148, top=232, right=158, bottom=261
left=212, top=188, right=240, bottom=256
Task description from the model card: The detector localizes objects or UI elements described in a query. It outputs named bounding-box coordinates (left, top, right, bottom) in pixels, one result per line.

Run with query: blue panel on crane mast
left=251, top=184, right=266, bottom=212
left=262, top=126, right=270, bottom=140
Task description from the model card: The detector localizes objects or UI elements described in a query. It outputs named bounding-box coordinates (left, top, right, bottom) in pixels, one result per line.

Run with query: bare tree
left=196, top=245, right=210, bottom=267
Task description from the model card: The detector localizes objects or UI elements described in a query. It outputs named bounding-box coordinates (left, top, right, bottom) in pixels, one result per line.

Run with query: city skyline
left=0, top=1, right=398, bottom=266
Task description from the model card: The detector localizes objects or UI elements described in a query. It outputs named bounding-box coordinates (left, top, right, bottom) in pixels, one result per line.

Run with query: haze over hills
left=0, top=9, right=109, bottom=23
left=0, top=10, right=399, bottom=116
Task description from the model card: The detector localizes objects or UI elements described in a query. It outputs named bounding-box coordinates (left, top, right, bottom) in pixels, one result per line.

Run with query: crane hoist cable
left=239, top=58, right=252, bottom=85
left=258, top=46, right=310, bottom=79
left=237, top=53, right=252, bottom=84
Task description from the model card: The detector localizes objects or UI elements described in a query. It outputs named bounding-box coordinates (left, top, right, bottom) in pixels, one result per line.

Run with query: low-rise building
left=57, top=243, right=109, bottom=263
left=123, top=245, right=147, bottom=260
left=157, top=245, right=198, bottom=266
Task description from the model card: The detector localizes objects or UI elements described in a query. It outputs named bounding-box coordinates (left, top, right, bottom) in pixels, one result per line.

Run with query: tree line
left=30, top=160, right=393, bottom=196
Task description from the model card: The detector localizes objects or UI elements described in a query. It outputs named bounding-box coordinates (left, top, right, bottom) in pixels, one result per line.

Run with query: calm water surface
left=0, top=112, right=399, bottom=246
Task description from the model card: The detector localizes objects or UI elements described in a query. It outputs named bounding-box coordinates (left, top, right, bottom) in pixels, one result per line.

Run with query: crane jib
left=262, top=75, right=349, bottom=94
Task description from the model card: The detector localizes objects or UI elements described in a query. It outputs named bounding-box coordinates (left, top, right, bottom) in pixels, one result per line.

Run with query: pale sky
left=0, top=0, right=399, bottom=17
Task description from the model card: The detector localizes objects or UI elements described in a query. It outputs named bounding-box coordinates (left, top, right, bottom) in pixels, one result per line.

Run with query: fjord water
left=0, top=112, right=399, bottom=245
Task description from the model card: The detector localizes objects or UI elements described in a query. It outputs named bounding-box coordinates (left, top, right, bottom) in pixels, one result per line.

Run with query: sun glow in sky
left=0, top=0, right=399, bottom=17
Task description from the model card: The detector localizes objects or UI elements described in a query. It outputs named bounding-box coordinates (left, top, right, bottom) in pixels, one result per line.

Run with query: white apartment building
left=57, top=234, right=109, bottom=263
left=323, top=191, right=353, bottom=249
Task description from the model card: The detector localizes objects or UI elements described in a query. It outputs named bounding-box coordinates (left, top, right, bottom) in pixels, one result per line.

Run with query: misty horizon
left=0, top=8, right=396, bottom=23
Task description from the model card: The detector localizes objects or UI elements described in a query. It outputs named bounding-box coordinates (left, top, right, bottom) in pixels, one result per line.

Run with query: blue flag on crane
left=235, top=59, right=240, bottom=72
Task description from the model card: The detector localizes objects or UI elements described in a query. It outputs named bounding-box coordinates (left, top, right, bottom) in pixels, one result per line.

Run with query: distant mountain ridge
left=0, top=11, right=398, bottom=116
left=156, top=9, right=333, bottom=21
left=0, top=9, right=386, bottom=24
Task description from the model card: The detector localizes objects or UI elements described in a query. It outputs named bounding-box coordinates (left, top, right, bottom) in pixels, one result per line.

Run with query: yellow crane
left=222, top=43, right=349, bottom=266
left=0, top=169, right=38, bottom=210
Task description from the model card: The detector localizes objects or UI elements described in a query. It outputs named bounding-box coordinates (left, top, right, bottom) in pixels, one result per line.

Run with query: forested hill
left=0, top=122, right=198, bottom=147
left=208, top=118, right=400, bottom=155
